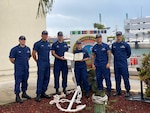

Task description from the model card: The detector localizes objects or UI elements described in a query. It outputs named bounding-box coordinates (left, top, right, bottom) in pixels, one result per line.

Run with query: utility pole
left=126, top=13, right=128, bottom=19
left=99, top=13, right=101, bottom=24
left=115, top=25, right=118, bottom=32
left=141, top=6, right=143, bottom=18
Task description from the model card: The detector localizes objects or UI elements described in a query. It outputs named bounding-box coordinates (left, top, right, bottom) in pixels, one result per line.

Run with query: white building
left=124, top=16, right=150, bottom=42
left=0, top=0, right=46, bottom=75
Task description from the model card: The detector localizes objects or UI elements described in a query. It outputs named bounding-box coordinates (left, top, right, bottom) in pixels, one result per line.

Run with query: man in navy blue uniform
left=9, top=36, right=31, bottom=103
left=111, top=31, right=131, bottom=97
left=92, top=34, right=112, bottom=97
left=51, top=31, right=69, bottom=94
left=74, top=40, right=90, bottom=98
left=32, top=30, right=51, bottom=102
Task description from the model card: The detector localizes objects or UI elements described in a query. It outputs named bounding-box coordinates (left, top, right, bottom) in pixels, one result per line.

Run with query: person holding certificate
left=51, top=31, right=69, bottom=94
left=92, top=34, right=112, bottom=97
left=74, top=40, right=90, bottom=98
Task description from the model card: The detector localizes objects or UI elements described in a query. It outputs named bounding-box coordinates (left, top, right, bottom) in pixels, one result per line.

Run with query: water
left=131, top=49, right=150, bottom=56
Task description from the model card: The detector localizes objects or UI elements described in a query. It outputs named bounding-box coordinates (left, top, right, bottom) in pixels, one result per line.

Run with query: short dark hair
left=57, top=31, right=63, bottom=36
left=42, top=30, right=48, bottom=35
left=19, top=36, right=26, bottom=40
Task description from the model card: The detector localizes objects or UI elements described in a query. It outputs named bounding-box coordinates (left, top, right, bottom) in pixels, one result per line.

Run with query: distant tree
left=107, top=36, right=115, bottom=39
left=142, top=32, right=145, bottom=42
left=122, top=35, right=125, bottom=41
left=107, top=36, right=115, bottom=43
left=147, top=31, right=150, bottom=42
left=37, top=0, right=54, bottom=17
left=93, top=23, right=105, bottom=29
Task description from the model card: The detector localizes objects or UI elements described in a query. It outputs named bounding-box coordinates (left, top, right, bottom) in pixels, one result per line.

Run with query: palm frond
left=37, top=0, right=54, bottom=18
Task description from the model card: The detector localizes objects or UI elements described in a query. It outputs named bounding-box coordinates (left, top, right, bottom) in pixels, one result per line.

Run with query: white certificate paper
left=74, top=53, right=83, bottom=61
left=64, top=52, right=83, bottom=61
left=64, top=52, right=74, bottom=61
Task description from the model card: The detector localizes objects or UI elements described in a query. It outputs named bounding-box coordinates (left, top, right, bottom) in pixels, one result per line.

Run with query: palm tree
left=94, top=23, right=105, bottom=29
left=135, top=33, right=138, bottom=42
left=147, top=31, right=150, bottom=42
left=37, top=0, right=54, bottom=17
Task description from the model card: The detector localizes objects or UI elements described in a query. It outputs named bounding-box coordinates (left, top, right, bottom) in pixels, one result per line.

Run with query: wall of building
left=0, top=0, right=46, bottom=75
left=124, top=17, right=150, bottom=41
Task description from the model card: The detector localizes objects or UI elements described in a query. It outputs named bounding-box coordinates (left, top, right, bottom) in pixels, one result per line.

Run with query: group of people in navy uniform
left=92, top=32, right=131, bottom=97
left=9, top=30, right=131, bottom=103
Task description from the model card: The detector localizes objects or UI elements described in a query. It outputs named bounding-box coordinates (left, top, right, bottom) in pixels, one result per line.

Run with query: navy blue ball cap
left=96, top=34, right=102, bottom=38
left=76, top=40, right=82, bottom=44
left=42, top=30, right=48, bottom=35
left=116, top=31, right=122, bottom=36
left=57, top=31, right=63, bottom=36
left=19, top=36, right=26, bottom=40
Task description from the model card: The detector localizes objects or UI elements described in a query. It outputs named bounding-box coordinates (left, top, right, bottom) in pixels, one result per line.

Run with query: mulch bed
left=0, top=90, right=150, bottom=113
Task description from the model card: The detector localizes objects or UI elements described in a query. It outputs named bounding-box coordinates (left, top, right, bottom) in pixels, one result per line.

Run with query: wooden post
left=93, top=90, right=107, bottom=113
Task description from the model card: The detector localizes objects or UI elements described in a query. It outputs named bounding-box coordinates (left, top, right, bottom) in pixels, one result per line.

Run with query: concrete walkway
left=0, top=70, right=76, bottom=105
left=0, top=70, right=144, bottom=105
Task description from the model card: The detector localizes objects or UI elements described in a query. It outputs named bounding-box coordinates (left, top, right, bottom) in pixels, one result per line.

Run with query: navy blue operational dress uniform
left=92, top=34, right=112, bottom=97
left=32, top=31, right=51, bottom=102
left=111, top=31, right=131, bottom=97
left=74, top=41, right=90, bottom=98
left=52, top=31, right=68, bottom=94
left=9, top=36, right=31, bottom=103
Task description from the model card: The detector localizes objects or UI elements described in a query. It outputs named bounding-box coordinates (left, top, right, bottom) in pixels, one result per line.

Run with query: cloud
left=46, top=13, right=94, bottom=36
left=46, top=13, right=82, bottom=29
left=47, top=13, right=80, bottom=21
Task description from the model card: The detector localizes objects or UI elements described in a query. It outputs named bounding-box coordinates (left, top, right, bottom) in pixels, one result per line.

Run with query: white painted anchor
left=49, top=86, right=86, bottom=112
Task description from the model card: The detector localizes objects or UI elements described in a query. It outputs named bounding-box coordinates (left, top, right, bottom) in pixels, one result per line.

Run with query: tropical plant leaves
left=139, top=51, right=150, bottom=97
left=37, top=0, right=54, bottom=17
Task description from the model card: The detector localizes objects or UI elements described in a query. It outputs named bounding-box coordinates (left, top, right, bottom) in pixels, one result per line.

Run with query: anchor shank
left=67, top=87, right=79, bottom=110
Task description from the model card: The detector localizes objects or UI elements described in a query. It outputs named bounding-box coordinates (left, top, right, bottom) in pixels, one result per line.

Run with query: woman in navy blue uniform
left=74, top=40, right=90, bottom=98
left=111, top=31, right=131, bottom=97
left=51, top=31, right=69, bottom=94
left=92, top=34, right=112, bottom=97
left=9, top=36, right=31, bottom=103
left=32, top=31, right=51, bottom=102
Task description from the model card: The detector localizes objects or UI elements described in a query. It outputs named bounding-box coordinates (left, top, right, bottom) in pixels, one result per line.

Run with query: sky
left=46, top=0, right=150, bottom=36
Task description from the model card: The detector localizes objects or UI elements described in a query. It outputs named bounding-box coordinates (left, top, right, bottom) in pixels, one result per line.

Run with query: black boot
left=106, top=91, right=111, bottom=97
left=16, top=94, right=23, bottom=103
left=22, top=92, right=31, bottom=99
left=35, top=94, right=41, bottom=102
left=63, top=88, right=67, bottom=94
left=56, top=89, right=61, bottom=95
left=125, top=91, right=131, bottom=97
left=113, top=91, right=122, bottom=96
left=41, top=93, right=51, bottom=98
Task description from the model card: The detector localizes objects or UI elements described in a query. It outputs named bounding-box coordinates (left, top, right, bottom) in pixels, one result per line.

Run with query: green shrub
left=139, top=52, right=150, bottom=97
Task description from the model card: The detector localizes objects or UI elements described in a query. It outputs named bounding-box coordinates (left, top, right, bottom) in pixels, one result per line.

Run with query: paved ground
left=0, top=70, right=76, bottom=105
left=0, top=70, right=144, bottom=105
